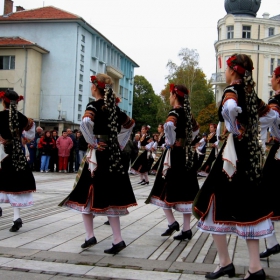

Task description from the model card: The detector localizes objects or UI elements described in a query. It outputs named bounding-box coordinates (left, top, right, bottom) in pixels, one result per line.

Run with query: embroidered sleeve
left=83, top=110, right=95, bottom=121
left=222, top=99, right=241, bottom=136
left=258, top=99, right=270, bottom=118
left=80, top=117, right=97, bottom=146
left=222, top=92, right=238, bottom=105
left=117, top=121, right=135, bottom=151
left=259, top=108, right=280, bottom=147
left=122, top=116, right=135, bottom=129
left=22, top=120, right=35, bottom=140
left=164, top=121, right=176, bottom=146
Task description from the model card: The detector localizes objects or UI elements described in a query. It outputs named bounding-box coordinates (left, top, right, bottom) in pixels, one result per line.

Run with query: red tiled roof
left=0, top=37, right=34, bottom=45
left=0, top=6, right=80, bottom=21
left=0, top=37, right=49, bottom=53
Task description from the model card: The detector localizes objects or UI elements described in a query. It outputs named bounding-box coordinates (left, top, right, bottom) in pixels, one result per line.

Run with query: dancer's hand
left=0, top=135, right=6, bottom=145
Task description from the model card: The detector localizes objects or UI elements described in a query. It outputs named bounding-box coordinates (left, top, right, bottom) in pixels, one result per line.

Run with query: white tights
left=13, top=208, right=21, bottom=221
left=163, top=209, right=191, bottom=231
left=82, top=214, right=123, bottom=244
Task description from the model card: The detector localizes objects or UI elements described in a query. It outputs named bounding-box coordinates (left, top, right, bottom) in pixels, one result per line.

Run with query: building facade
left=211, top=0, right=280, bottom=103
left=0, top=1, right=138, bottom=132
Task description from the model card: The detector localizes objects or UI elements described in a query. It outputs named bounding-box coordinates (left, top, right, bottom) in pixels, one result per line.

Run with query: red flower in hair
left=90, top=76, right=106, bottom=89
left=0, top=91, right=5, bottom=99
left=274, top=66, right=280, bottom=77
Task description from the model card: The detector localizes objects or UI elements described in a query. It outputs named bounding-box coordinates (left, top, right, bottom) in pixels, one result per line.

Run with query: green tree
left=196, top=103, right=219, bottom=134
left=133, top=75, right=165, bottom=133
left=163, top=48, right=215, bottom=118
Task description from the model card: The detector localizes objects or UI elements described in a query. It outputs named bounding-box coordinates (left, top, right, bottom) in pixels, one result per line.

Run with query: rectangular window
left=278, top=59, right=280, bottom=67
left=78, top=114, right=81, bottom=121
left=81, top=45, right=85, bottom=52
left=81, top=54, right=84, bottom=62
left=0, top=56, right=15, bottom=70
left=80, top=64, right=84, bottom=72
left=79, top=84, right=83, bottom=91
left=78, top=94, right=82, bottom=101
left=242, top=26, right=251, bottom=39
left=124, top=88, right=128, bottom=100
left=227, top=26, right=234, bottom=39
left=78, top=104, right=82, bottom=111
left=268, top=27, right=275, bottom=37
left=119, top=86, right=123, bottom=98
left=103, top=42, right=106, bottom=61
left=96, top=37, right=99, bottom=57
left=79, top=74, right=83, bottom=82
left=271, top=58, right=275, bottom=75
left=81, top=35, right=85, bottom=42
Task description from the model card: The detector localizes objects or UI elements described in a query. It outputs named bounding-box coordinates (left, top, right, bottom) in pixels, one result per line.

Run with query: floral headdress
left=0, top=91, right=24, bottom=104
left=170, top=84, right=189, bottom=97
left=90, top=76, right=106, bottom=89
left=274, top=66, right=280, bottom=78
left=226, top=56, right=254, bottom=76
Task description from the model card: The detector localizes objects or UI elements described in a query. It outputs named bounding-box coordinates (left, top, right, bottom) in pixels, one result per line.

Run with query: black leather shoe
left=9, top=218, right=23, bottom=232
left=140, top=181, right=149, bottom=185
left=174, top=229, right=192, bottom=241
left=260, top=243, right=280, bottom=258
left=104, top=220, right=110, bottom=225
left=104, top=241, right=126, bottom=254
left=81, top=236, right=97, bottom=248
left=241, top=269, right=266, bottom=280
left=205, top=263, right=235, bottom=279
left=137, top=180, right=145, bottom=184
left=161, top=221, right=180, bottom=236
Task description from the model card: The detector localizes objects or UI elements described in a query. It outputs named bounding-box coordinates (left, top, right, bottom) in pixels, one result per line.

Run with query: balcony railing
left=211, top=72, right=226, bottom=85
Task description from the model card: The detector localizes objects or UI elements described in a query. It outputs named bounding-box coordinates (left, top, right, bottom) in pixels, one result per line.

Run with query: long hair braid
left=9, top=101, right=28, bottom=171
left=183, top=94, right=194, bottom=171
left=243, top=71, right=264, bottom=183
left=104, top=85, right=123, bottom=173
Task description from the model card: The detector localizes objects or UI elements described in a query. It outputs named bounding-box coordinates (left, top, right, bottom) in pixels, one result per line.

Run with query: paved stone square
left=0, top=172, right=279, bottom=279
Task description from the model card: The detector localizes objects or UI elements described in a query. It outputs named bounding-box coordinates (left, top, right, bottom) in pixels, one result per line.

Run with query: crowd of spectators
left=21, top=126, right=87, bottom=173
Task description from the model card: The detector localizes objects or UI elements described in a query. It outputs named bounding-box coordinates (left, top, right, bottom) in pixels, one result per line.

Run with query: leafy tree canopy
left=197, top=103, right=219, bottom=134
left=161, top=48, right=215, bottom=118
left=132, top=75, right=166, bottom=134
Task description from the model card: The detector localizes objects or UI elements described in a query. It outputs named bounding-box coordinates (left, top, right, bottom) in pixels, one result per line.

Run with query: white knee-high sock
left=182, top=213, right=191, bottom=231
left=108, top=216, right=123, bottom=244
left=163, top=209, right=176, bottom=225
left=266, top=232, right=279, bottom=249
left=13, top=208, right=20, bottom=221
left=82, top=213, right=94, bottom=240
left=144, top=172, right=149, bottom=182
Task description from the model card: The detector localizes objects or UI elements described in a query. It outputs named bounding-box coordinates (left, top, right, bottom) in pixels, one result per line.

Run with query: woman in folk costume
left=257, top=66, right=280, bottom=259
left=145, top=84, right=200, bottom=241
left=0, top=90, right=35, bottom=232
left=59, top=74, right=136, bottom=254
left=150, top=123, right=166, bottom=175
left=193, top=54, right=274, bottom=280
left=130, top=124, right=152, bottom=185
left=197, top=123, right=218, bottom=177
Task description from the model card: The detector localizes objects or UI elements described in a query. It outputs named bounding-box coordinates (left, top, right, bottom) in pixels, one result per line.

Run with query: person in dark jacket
left=49, top=130, right=59, bottom=172
left=67, top=128, right=77, bottom=172
left=38, top=131, right=55, bottom=172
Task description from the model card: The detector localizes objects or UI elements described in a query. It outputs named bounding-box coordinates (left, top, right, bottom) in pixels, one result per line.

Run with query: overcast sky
left=0, top=0, right=279, bottom=94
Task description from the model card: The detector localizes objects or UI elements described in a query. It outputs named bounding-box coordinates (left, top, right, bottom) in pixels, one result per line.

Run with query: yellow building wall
left=0, top=48, right=42, bottom=119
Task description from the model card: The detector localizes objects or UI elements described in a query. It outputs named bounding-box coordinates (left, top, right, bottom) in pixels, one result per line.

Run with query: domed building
left=212, top=0, right=280, bottom=103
